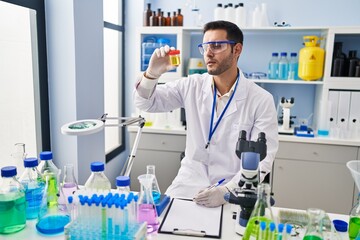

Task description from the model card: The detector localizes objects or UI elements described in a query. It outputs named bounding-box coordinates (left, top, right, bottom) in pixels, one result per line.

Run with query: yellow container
left=298, top=36, right=325, bottom=81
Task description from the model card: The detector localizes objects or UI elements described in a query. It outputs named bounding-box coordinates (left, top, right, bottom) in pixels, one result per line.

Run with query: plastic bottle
left=288, top=52, right=299, bottom=80
left=0, top=166, right=26, bottom=234
left=11, top=143, right=27, bottom=177
left=116, top=175, right=131, bottom=195
left=259, top=3, right=270, bottom=27
left=169, top=49, right=181, bottom=66
left=268, top=52, right=279, bottom=79
left=224, top=3, right=235, bottom=24
left=38, top=151, right=60, bottom=207
left=177, top=8, right=183, bottom=26
left=19, top=158, right=45, bottom=219
left=235, top=3, right=247, bottom=28
left=278, top=52, right=289, bottom=80
left=143, top=3, right=152, bottom=26
left=58, top=164, right=78, bottom=210
left=146, top=165, right=161, bottom=204
left=251, top=5, right=261, bottom=28
left=214, top=3, right=225, bottom=21
left=84, top=162, right=111, bottom=191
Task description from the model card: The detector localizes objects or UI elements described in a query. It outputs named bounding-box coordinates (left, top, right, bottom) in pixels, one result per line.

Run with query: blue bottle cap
left=90, top=161, right=104, bottom=172
left=285, top=224, right=293, bottom=234
left=39, top=151, right=53, bottom=160
left=269, top=222, right=276, bottom=232
left=24, top=157, right=39, bottom=168
left=116, top=176, right=130, bottom=187
left=333, top=219, right=348, bottom=232
left=280, top=52, right=287, bottom=57
left=290, top=52, right=297, bottom=57
left=272, top=52, right=279, bottom=57
left=1, top=166, right=17, bottom=177
left=278, top=223, right=284, bottom=233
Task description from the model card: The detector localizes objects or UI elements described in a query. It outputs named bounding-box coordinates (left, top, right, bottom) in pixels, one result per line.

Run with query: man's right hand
left=145, top=45, right=176, bottom=79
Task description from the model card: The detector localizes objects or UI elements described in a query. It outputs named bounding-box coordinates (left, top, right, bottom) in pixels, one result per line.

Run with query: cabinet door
left=130, top=149, right=182, bottom=193
left=273, top=142, right=357, bottom=214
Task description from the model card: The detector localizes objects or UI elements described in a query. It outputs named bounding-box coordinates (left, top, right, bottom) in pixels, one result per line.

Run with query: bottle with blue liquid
left=288, top=52, right=299, bottom=80
left=268, top=52, right=279, bottom=79
left=278, top=52, right=289, bottom=80
left=19, top=157, right=45, bottom=219
left=0, top=166, right=26, bottom=234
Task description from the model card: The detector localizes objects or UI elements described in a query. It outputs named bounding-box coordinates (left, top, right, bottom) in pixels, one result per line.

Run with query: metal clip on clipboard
left=173, top=228, right=206, bottom=237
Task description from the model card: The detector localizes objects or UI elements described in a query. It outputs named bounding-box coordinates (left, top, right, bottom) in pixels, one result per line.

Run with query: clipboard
left=158, top=198, right=223, bottom=238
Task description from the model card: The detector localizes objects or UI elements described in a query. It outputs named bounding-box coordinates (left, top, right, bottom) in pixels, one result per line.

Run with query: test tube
left=277, top=223, right=284, bottom=240
left=284, top=224, right=293, bottom=240
left=259, top=221, right=267, bottom=240
left=269, top=222, right=276, bottom=240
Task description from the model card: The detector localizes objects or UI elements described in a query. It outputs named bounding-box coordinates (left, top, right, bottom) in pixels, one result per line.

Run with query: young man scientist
left=133, top=20, right=279, bottom=207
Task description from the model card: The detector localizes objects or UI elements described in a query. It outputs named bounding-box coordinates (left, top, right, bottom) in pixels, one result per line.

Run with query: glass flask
left=58, top=164, right=78, bottom=210
left=242, top=183, right=276, bottom=240
left=38, top=151, right=60, bottom=207
left=349, top=194, right=360, bottom=239
left=137, top=174, right=159, bottom=233
left=0, top=166, right=26, bottom=234
left=303, top=208, right=325, bottom=240
left=11, top=143, right=27, bottom=176
left=19, top=158, right=45, bottom=219
left=84, top=162, right=111, bottom=191
left=146, top=165, right=161, bottom=204
left=36, top=174, right=70, bottom=235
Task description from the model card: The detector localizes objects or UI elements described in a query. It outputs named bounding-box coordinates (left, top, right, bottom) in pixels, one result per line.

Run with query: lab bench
left=4, top=204, right=349, bottom=240
left=128, top=126, right=360, bottom=215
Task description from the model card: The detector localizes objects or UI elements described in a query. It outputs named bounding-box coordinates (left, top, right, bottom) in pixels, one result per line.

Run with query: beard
left=206, top=53, right=234, bottom=76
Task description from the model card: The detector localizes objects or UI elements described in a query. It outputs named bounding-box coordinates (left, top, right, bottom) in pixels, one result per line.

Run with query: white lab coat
left=134, top=70, right=279, bottom=199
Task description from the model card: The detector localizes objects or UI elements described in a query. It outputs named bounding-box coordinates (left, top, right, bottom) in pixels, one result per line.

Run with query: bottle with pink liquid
left=58, top=164, right=78, bottom=210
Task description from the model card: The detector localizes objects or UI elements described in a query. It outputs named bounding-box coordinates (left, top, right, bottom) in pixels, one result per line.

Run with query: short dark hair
left=203, top=20, right=243, bottom=45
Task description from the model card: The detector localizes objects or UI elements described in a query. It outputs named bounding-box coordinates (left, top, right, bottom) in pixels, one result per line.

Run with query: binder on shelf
left=158, top=198, right=223, bottom=238
left=337, top=91, right=351, bottom=138
left=349, top=91, right=360, bottom=139
left=328, top=90, right=340, bottom=128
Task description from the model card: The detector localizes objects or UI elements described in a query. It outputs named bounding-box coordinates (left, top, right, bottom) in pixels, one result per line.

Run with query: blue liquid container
left=0, top=166, right=26, bottom=234
left=19, top=158, right=45, bottom=219
left=278, top=52, right=289, bottom=80
left=268, top=52, right=279, bottom=79
left=288, top=52, right=299, bottom=80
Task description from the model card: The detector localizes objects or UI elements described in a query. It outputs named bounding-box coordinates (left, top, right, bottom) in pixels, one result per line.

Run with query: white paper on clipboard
left=158, top=198, right=223, bottom=238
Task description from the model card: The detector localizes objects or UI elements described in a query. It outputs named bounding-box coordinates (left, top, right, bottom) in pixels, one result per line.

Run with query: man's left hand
left=193, top=186, right=228, bottom=207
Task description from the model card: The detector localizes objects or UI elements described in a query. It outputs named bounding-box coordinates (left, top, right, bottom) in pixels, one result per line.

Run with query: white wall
left=45, top=0, right=105, bottom=184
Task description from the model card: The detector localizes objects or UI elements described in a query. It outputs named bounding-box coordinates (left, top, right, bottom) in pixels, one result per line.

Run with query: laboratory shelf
left=251, top=79, right=324, bottom=84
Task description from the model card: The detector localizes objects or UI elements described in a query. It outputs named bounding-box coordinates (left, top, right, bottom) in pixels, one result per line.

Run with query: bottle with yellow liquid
left=242, top=183, right=276, bottom=240
left=298, top=36, right=325, bottom=81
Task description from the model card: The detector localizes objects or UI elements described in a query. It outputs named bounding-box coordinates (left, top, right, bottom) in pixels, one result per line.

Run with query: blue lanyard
left=206, top=73, right=240, bottom=149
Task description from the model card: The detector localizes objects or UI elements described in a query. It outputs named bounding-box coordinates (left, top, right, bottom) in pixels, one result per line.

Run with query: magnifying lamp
left=61, top=114, right=145, bottom=176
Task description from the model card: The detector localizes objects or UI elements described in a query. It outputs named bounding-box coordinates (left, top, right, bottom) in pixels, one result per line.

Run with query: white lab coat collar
left=202, top=70, right=249, bottom=119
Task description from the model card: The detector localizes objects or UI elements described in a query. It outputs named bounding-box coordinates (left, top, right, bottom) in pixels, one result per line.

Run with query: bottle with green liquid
left=349, top=194, right=360, bottom=239
left=0, top=166, right=26, bottom=234
left=242, top=183, right=276, bottom=240
left=38, top=151, right=60, bottom=207
left=303, top=208, right=325, bottom=240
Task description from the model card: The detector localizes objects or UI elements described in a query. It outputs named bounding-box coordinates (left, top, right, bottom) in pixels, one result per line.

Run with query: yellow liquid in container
left=169, top=50, right=181, bottom=66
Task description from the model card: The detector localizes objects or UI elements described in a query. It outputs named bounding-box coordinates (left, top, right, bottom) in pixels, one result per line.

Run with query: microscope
left=224, top=130, right=270, bottom=235
left=278, top=97, right=296, bottom=135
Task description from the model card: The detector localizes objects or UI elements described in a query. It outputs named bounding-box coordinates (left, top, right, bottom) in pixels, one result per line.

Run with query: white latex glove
left=146, top=45, right=176, bottom=79
left=193, top=186, right=229, bottom=208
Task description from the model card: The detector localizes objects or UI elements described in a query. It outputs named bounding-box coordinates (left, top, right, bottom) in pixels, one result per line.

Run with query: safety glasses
left=197, top=40, right=236, bottom=55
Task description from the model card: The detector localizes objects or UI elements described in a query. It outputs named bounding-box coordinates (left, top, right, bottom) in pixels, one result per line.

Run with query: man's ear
left=235, top=43, right=243, bottom=56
